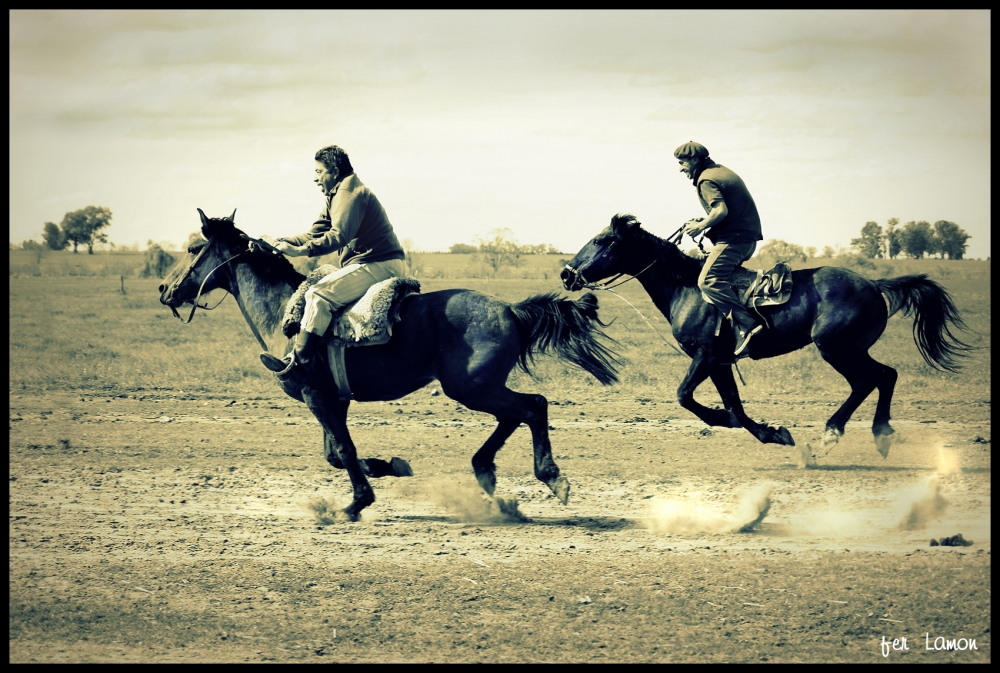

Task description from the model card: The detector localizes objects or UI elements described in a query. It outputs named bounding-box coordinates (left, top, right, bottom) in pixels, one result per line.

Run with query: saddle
left=730, top=262, right=793, bottom=307
left=726, top=262, right=793, bottom=329
left=272, top=268, right=421, bottom=401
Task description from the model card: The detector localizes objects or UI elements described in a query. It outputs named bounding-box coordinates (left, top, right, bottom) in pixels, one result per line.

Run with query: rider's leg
left=698, top=242, right=760, bottom=355
left=698, top=242, right=758, bottom=327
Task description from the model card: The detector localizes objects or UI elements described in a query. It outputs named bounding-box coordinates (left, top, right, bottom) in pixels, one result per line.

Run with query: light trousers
left=300, top=258, right=407, bottom=336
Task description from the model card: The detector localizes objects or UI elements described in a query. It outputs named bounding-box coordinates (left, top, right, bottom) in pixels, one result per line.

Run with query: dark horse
left=159, top=210, right=621, bottom=521
left=561, top=214, right=972, bottom=457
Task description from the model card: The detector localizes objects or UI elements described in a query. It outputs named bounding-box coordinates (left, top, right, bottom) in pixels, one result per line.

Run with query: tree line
left=851, top=218, right=971, bottom=260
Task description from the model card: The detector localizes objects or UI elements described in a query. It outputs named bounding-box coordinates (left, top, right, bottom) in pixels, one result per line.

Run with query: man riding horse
left=675, top=141, right=764, bottom=359
left=260, top=145, right=406, bottom=374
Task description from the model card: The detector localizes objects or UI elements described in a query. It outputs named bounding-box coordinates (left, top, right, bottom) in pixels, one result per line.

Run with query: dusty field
left=8, top=270, right=992, bottom=662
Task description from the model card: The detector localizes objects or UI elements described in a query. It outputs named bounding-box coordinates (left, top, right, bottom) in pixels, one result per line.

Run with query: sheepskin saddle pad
left=282, top=266, right=421, bottom=347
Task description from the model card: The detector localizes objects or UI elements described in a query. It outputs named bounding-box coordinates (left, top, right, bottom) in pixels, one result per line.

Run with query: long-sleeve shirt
left=282, top=173, right=405, bottom=267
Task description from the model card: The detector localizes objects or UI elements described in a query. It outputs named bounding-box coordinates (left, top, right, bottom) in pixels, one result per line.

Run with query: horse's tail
left=874, top=274, right=974, bottom=372
left=508, top=292, right=622, bottom=385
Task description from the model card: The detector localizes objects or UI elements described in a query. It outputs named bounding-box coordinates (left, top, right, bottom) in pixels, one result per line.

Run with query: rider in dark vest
left=675, top=141, right=764, bottom=358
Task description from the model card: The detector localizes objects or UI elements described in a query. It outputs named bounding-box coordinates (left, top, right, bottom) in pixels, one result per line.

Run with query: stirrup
left=733, top=323, right=763, bottom=357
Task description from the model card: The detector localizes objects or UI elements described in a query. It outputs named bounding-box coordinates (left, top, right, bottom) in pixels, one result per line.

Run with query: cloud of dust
left=894, top=475, right=949, bottom=530
left=935, top=446, right=961, bottom=476
left=400, top=477, right=529, bottom=523
left=645, top=483, right=774, bottom=534
left=307, top=496, right=345, bottom=525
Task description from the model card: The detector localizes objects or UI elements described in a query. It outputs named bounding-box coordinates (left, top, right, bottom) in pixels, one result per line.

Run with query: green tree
left=820, top=245, right=837, bottom=258
left=42, top=222, right=68, bottom=250
left=851, top=221, right=884, bottom=259
left=884, top=218, right=902, bottom=259
left=449, top=243, right=477, bottom=254
left=61, top=206, right=113, bottom=254
left=757, top=239, right=807, bottom=264
left=137, top=243, right=177, bottom=279
left=931, top=220, right=970, bottom=260
left=898, top=220, right=934, bottom=259
left=477, top=228, right=520, bottom=276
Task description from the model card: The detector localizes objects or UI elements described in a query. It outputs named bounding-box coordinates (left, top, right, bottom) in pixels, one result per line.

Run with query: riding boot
left=292, top=328, right=323, bottom=368
left=732, top=313, right=763, bottom=359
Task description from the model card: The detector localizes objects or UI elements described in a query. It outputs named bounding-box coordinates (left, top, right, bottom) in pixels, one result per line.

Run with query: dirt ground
left=9, top=384, right=991, bottom=663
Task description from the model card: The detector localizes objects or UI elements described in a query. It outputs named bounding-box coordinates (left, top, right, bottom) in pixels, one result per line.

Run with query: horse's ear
left=610, top=213, right=640, bottom=238
left=229, top=208, right=237, bottom=222
left=197, top=208, right=209, bottom=226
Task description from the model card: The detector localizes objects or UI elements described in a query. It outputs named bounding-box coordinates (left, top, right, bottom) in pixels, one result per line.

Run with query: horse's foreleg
left=324, top=429, right=414, bottom=478
left=710, top=366, right=795, bottom=446
left=678, top=352, right=741, bottom=428
left=304, top=390, right=374, bottom=521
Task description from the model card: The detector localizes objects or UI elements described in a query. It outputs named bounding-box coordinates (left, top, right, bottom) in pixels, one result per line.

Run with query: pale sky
left=9, top=10, right=991, bottom=257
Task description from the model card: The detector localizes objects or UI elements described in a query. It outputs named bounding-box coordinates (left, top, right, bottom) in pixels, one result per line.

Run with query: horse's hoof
left=873, top=425, right=895, bottom=459
left=475, top=470, right=497, bottom=497
left=874, top=434, right=892, bottom=459
left=774, top=426, right=795, bottom=446
left=821, top=428, right=843, bottom=452
left=390, top=457, right=414, bottom=477
left=339, top=508, right=362, bottom=523
left=547, top=476, right=571, bottom=505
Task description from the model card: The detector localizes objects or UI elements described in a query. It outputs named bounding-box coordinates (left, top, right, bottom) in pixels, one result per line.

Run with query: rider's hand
left=276, top=241, right=308, bottom=256
left=260, top=235, right=307, bottom=257
left=683, top=218, right=706, bottom=237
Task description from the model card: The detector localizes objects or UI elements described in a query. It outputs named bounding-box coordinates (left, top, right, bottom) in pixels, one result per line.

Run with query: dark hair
left=315, top=145, right=353, bottom=176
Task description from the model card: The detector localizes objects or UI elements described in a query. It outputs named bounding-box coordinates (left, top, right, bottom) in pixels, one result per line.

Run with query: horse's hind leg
left=816, top=349, right=881, bottom=454
left=458, top=387, right=568, bottom=504
left=709, top=366, right=795, bottom=446
left=470, top=418, right=520, bottom=496
left=872, top=363, right=898, bottom=458
left=303, top=391, right=374, bottom=521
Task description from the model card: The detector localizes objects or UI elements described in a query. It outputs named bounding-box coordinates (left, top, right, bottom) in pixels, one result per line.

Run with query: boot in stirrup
left=260, top=329, right=323, bottom=373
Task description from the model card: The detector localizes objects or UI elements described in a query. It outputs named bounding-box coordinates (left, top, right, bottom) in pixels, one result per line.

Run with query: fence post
left=120, top=275, right=126, bottom=294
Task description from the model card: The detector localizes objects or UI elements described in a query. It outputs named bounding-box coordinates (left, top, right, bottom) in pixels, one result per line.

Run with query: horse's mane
left=633, top=224, right=705, bottom=287
left=201, top=216, right=305, bottom=289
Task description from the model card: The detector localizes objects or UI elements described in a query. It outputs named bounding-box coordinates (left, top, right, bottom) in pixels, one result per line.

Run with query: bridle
left=165, top=235, right=245, bottom=324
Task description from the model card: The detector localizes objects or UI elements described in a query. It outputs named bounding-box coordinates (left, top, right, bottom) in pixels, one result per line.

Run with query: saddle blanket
left=282, top=266, right=421, bottom=346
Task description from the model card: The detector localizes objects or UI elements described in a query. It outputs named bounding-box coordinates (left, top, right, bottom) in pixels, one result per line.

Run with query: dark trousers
left=697, top=241, right=758, bottom=329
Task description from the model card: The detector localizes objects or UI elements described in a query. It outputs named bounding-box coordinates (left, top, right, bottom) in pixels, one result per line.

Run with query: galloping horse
left=562, top=214, right=972, bottom=456
left=159, top=210, right=621, bottom=521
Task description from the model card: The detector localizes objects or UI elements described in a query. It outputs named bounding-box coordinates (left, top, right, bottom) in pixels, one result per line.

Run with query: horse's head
left=158, top=208, right=248, bottom=320
left=561, top=213, right=647, bottom=291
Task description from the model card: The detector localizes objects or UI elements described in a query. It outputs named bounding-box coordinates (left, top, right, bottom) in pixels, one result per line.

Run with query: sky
left=9, top=10, right=991, bottom=258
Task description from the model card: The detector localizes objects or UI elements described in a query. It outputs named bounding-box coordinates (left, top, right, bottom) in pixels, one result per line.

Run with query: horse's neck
left=636, top=272, right=682, bottom=325
left=232, top=263, right=298, bottom=356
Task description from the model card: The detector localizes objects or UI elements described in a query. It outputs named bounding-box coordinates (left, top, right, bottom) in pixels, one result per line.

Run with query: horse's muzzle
left=561, top=265, right=584, bottom=292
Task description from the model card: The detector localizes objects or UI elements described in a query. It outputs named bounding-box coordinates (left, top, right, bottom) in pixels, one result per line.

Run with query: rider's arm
left=687, top=181, right=728, bottom=235
left=295, top=188, right=368, bottom=258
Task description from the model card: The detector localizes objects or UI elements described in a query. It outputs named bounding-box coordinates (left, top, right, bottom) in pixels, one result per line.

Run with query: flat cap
left=673, top=141, right=710, bottom=160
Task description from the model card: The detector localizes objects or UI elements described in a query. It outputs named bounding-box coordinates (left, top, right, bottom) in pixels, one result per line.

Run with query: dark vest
left=696, top=163, right=763, bottom=244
